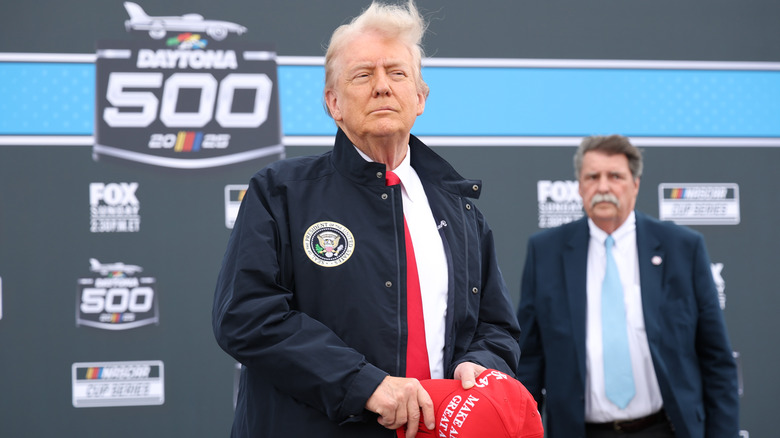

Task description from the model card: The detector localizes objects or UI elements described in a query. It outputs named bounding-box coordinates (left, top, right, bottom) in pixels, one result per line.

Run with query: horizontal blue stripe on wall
left=2, top=61, right=779, bottom=137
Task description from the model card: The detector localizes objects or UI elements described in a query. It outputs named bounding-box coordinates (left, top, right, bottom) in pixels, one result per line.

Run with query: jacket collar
left=330, top=129, right=483, bottom=199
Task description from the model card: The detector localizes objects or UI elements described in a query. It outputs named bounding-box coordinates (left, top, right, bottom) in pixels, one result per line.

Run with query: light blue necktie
left=602, top=235, right=636, bottom=409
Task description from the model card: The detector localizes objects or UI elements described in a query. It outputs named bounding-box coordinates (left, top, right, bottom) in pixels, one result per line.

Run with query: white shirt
left=355, top=145, right=449, bottom=379
left=584, top=211, right=664, bottom=422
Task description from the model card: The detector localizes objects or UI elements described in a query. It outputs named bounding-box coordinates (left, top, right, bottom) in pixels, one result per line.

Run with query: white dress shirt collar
left=587, top=210, right=637, bottom=246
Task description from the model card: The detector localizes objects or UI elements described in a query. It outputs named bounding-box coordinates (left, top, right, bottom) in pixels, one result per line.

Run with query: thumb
left=461, top=377, right=475, bottom=390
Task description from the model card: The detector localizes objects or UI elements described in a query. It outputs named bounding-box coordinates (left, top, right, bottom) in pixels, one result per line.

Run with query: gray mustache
left=591, top=193, right=620, bottom=208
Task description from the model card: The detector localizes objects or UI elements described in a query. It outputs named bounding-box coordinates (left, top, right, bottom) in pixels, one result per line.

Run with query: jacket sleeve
left=691, top=234, right=740, bottom=436
left=211, top=172, right=387, bottom=424
left=515, top=237, right=546, bottom=403
left=452, top=209, right=522, bottom=376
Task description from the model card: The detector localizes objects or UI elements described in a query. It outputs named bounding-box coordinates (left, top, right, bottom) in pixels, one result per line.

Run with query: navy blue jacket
left=213, top=129, right=521, bottom=437
left=516, top=211, right=739, bottom=438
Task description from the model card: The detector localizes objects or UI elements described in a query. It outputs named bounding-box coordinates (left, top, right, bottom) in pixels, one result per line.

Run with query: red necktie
left=386, top=170, right=430, bottom=380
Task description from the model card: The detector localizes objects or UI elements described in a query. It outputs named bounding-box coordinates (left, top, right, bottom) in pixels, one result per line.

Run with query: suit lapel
left=636, top=211, right=664, bottom=344
left=564, top=219, right=590, bottom=380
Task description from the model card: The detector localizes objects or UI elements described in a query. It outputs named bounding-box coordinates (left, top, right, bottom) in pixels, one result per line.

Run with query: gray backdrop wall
left=1, top=1, right=778, bottom=437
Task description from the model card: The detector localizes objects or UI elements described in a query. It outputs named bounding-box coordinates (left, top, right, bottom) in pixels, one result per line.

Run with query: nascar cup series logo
left=303, top=221, right=355, bottom=267
left=76, top=258, right=158, bottom=330
left=224, top=184, right=248, bottom=229
left=537, top=180, right=584, bottom=228
left=94, top=2, right=283, bottom=169
left=658, top=183, right=740, bottom=225
left=72, top=360, right=164, bottom=408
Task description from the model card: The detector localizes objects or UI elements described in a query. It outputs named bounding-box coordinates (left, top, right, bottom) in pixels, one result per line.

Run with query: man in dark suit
left=516, top=135, right=739, bottom=438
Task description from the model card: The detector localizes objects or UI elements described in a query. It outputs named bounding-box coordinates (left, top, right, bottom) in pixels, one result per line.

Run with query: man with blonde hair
left=213, top=2, right=521, bottom=437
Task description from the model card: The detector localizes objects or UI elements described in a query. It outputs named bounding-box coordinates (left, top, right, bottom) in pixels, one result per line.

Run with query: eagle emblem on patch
left=303, top=221, right=355, bottom=267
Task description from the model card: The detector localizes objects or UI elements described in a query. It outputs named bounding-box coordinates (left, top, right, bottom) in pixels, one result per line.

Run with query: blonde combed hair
left=323, top=1, right=430, bottom=116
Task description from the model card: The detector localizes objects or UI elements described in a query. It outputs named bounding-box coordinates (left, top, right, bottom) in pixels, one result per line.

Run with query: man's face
left=324, top=31, right=425, bottom=144
left=578, top=150, right=640, bottom=233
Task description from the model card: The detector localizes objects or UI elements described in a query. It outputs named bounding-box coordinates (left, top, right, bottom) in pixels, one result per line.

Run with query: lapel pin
left=652, top=255, right=663, bottom=266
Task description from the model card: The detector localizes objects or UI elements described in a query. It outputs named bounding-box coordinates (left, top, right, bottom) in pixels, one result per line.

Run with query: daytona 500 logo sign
left=94, top=4, right=283, bottom=169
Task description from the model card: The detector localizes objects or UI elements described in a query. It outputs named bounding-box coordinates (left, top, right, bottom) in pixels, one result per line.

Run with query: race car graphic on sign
left=94, top=3, right=283, bottom=169
left=123, top=2, right=247, bottom=41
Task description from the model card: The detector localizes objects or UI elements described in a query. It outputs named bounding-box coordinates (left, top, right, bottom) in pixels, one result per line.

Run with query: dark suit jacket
left=516, top=211, right=739, bottom=438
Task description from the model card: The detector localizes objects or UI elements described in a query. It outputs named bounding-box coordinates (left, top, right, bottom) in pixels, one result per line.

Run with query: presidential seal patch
left=303, top=221, right=355, bottom=267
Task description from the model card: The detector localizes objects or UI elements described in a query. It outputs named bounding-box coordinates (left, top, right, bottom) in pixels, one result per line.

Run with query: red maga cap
left=398, top=369, right=544, bottom=438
